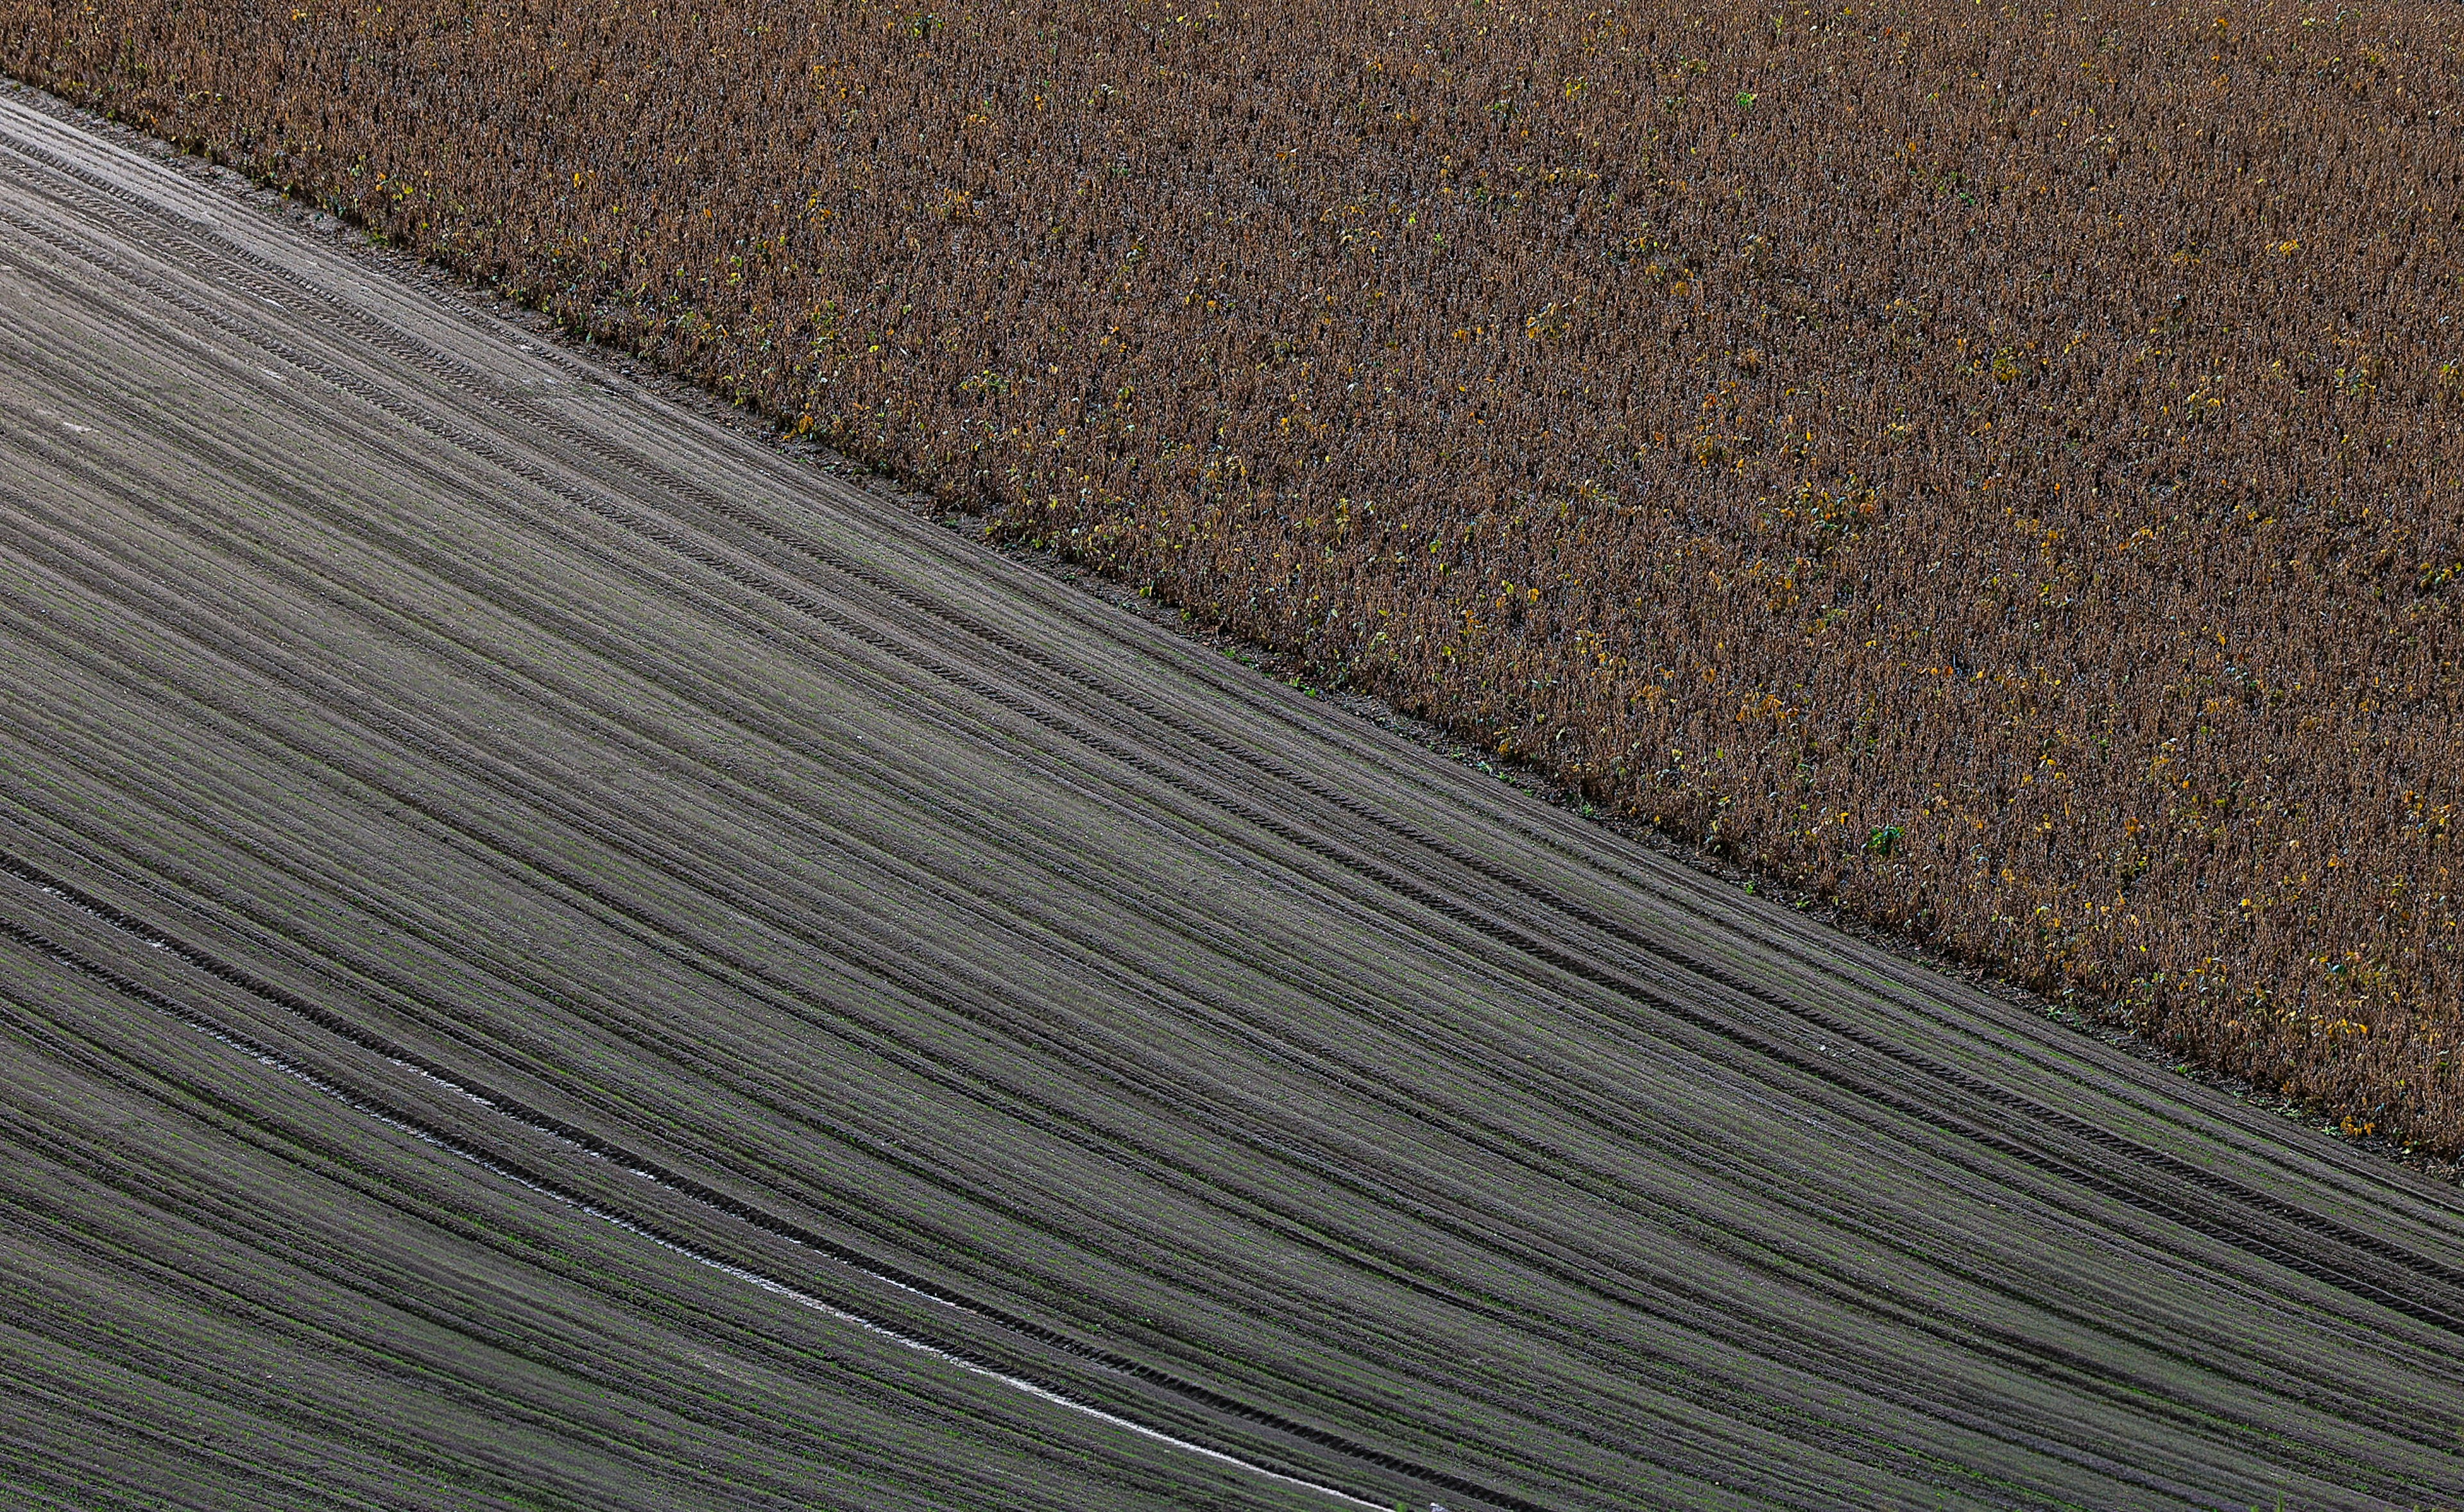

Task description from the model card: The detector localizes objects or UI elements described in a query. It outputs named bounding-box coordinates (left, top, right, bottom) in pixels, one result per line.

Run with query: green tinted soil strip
left=0, top=874, right=1538, bottom=1512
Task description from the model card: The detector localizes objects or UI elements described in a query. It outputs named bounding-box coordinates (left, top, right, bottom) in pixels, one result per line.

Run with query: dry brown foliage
left=11, top=0, right=2464, bottom=1148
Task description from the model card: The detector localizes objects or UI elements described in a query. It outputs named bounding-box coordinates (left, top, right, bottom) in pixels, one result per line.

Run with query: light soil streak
left=0, top=865, right=1384, bottom=1510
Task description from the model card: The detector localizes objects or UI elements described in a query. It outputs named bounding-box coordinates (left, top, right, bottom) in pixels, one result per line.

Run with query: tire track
left=0, top=893, right=1411, bottom=1512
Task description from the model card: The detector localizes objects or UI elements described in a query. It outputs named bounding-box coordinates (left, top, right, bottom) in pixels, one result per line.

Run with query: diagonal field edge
left=6, top=81, right=2464, bottom=1506
left=8, top=114, right=2436, bottom=1326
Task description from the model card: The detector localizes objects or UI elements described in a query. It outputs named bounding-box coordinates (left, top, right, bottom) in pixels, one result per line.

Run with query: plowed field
left=3, top=86, right=2462, bottom=1511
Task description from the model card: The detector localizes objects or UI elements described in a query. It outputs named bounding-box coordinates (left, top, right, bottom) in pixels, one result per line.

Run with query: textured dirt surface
left=4, top=84, right=2464, bottom=1510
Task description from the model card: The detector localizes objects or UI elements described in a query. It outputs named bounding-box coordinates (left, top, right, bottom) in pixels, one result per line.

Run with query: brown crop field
left=8, top=77, right=2464, bottom=1508
left=14, top=6, right=2464, bottom=1157
left=4, top=2, right=2461, bottom=1146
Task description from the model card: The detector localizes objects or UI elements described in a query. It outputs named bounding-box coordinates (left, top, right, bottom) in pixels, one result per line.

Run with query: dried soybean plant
left=10, top=0, right=2464, bottom=1150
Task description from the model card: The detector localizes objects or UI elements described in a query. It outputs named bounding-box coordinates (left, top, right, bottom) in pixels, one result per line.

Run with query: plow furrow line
left=0, top=863, right=1547, bottom=1511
